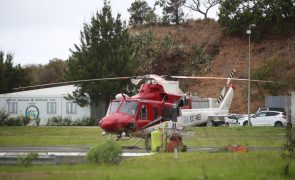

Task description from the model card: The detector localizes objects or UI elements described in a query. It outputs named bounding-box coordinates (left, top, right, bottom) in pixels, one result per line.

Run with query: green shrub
left=0, top=112, right=34, bottom=126
left=47, top=116, right=71, bottom=126
left=86, top=141, right=123, bottom=165
left=47, top=116, right=96, bottom=126
left=5, top=117, right=22, bottom=126
left=31, top=118, right=41, bottom=126
left=71, top=117, right=97, bottom=126
left=18, top=152, right=39, bottom=167
left=0, top=109, right=9, bottom=126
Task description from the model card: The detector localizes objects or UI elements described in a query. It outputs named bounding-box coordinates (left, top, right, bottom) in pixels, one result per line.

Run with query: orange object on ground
left=165, top=133, right=187, bottom=152
left=225, top=144, right=249, bottom=152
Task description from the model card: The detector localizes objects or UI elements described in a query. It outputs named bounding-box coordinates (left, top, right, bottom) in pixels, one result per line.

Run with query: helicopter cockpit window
left=141, top=105, right=148, bottom=119
left=120, top=101, right=138, bottom=116
left=106, top=101, right=121, bottom=115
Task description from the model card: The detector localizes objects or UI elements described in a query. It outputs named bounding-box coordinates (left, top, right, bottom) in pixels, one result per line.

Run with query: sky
left=0, top=0, right=218, bottom=66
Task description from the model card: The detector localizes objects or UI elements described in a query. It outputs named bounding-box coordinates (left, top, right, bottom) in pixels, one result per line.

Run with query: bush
left=86, top=141, right=123, bottom=165
left=18, top=152, right=39, bottom=167
left=0, top=111, right=35, bottom=126
left=71, top=117, right=97, bottom=126
left=47, top=116, right=71, bottom=126
left=5, top=117, right=22, bottom=126
left=47, top=116, right=96, bottom=126
left=0, top=109, right=9, bottom=126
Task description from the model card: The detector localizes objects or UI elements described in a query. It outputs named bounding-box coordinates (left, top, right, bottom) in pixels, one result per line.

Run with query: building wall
left=265, top=96, right=291, bottom=109
left=0, top=96, right=90, bottom=125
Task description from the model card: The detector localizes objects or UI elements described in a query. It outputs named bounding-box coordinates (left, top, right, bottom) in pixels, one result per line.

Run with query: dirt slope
left=130, top=20, right=295, bottom=113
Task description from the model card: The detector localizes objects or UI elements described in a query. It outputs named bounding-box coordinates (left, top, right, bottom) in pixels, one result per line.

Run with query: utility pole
left=246, top=24, right=256, bottom=126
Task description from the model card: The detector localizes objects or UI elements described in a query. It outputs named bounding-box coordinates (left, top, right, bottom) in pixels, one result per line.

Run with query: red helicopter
left=98, top=72, right=276, bottom=137
left=99, top=76, right=191, bottom=136
left=13, top=72, right=275, bottom=138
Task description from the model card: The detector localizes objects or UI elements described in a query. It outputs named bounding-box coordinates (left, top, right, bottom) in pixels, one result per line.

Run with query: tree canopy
left=0, top=51, right=31, bottom=94
left=156, top=0, right=186, bottom=25
left=218, top=0, right=295, bottom=38
left=66, top=1, right=136, bottom=106
left=128, top=0, right=157, bottom=26
left=25, top=58, right=66, bottom=85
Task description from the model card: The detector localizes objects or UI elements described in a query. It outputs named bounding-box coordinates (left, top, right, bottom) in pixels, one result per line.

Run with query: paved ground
left=0, top=146, right=282, bottom=165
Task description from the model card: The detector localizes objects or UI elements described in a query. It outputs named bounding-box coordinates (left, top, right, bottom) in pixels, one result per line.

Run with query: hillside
left=130, top=20, right=295, bottom=113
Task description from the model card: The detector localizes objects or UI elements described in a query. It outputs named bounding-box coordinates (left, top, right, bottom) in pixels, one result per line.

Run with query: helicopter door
left=137, top=104, right=150, bottom=129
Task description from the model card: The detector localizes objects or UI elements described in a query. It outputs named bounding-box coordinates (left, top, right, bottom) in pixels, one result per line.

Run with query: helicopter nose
left=99, top=119, right=114, bottom=132
left=99, top=118, right=135, bottom=133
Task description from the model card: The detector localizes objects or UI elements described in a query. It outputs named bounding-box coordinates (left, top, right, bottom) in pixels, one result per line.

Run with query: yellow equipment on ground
left=151, top=130, right=162, bottom=152
left=150, top=121, right=187, bottom=153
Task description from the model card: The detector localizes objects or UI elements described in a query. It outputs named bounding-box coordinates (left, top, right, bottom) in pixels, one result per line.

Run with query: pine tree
left=156, top=0, right=186, bottom=25
left=128, top=0, right=156, bottom=26
left=0, top=51, right=31, bottom=94
left=66, top=1, right=136, bottom=107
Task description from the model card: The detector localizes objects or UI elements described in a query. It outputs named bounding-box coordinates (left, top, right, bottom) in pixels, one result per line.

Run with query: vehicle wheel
left=207, top=120, right=214, bottom=127
left=243, top=121, right=248, bottom=126
left=144, top=134, right=151, bottom=152
left=274, top=121, right=283, bottom=127
left=225, top=123, right=229, bottom=127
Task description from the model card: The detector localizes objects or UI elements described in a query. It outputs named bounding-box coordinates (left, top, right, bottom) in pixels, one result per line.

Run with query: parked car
left=257, top=107, right=285, bottom=113
left=237, top=114, right=254, bottom=126
left=224, top=114, right=242, bottom=126
left=238, top=111, right=287, bottom=127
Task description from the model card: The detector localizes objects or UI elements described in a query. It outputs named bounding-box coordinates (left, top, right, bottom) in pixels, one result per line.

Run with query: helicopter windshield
left=119, top=101, right=138, bottom=116
left=106, top=101, right=121, bottom=115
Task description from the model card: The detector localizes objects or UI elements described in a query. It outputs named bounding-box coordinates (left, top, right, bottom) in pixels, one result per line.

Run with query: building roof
left=0, top=85, right=78, bottom=98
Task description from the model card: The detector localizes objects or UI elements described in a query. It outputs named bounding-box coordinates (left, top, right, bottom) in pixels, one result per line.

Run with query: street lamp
left=246, top=24, right=256, bottom=126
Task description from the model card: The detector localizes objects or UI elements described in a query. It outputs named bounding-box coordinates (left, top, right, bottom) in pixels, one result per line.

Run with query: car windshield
left=106, top=101, right=121, bottom=115
left=119, top=101, right=138, bottom=116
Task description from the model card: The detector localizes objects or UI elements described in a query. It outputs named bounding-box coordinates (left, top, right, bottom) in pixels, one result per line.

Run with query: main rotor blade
left=169, top=76, right=279, bottom=83
left=13, top=76, right=136, bottom=91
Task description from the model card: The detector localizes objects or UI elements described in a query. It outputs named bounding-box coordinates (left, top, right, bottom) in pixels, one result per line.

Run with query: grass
left=0, top=151, right=294, bottom=179
left=0, top=126, right=294, bottom=179
left=0, top=126, right=288, bottom=148
left=0, top=126, right=105, bottom=147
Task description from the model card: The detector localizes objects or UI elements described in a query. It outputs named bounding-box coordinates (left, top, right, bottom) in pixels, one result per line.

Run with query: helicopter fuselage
left=99, top=83, right=189, bottom=135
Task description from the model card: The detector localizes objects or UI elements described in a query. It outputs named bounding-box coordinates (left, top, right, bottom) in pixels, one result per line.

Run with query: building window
left=47, top=102, right=56, bottom=114
left=8, top=102, right=17, bottom=114
left=66, top=102, right=77, bottom=114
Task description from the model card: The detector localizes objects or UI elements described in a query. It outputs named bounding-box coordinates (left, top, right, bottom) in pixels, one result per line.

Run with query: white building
left=0, top=85, right=91, bottom=125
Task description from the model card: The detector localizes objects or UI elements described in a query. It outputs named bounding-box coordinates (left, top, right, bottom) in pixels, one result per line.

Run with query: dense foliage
left=17, top=152, right=39, bottom=167
left=218, top=0, right=295, bottom=39
left=0, top=51, right=31, bottom=93
left=128, top=0, right=157, bottom=26
left=86, top=141, right=122, bottom=165
left=156, top=0, right=186, bottom=25
left=66, top=1, right=136, bottom=106
left=0, top=110, right=32, bottom=126
left=47, top=116, right=97, bottom=126
left=132, top=30, right=212, bottom=75
left=252, top=59, right=295, bottom=95
left=25, top=58, right=67, bottom=85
